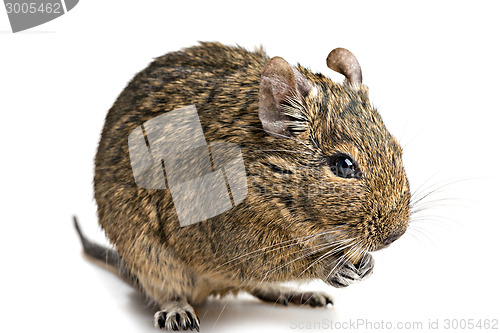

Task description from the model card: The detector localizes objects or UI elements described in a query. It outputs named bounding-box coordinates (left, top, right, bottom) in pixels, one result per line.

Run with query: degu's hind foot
left=154, top=300, right=200, bottom=331
left=250, top=286, right=333, bottom=308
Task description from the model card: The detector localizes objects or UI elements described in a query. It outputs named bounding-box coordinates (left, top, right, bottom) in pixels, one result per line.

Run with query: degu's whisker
left=297, top=237, right=358, bottom=278
left=255, top=239, right=352, bottom=284
left=410, top=214, right=460, bottom=225
left=325, top=238, right=366, bottom=281
left=211, top=227, right=348, bottom=274
left=407, top=224, right=439, bottom=248
left=249, top=231, right=355, bottom=284
left=410, top=177, right=472, bottom=208
left=224, top=233, right=354, bottom=298
left=411, top=197, right=463, bottom=210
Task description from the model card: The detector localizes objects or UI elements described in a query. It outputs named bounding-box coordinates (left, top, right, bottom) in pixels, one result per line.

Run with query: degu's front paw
left=154, top=300, right=200, bottom=331
left=328, top=253, right=374, bottom=288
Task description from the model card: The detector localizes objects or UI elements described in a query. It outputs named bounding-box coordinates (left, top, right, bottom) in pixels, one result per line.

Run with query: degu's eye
left=328, top=154, right=362, bottom=179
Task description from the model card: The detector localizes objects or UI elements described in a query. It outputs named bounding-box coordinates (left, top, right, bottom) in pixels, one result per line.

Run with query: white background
left=1, top=1, right=499, bottom=332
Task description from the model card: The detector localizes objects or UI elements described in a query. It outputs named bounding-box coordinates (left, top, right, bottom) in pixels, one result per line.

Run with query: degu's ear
left=326, top=48, right=362, bottom=86
left=258, top=56, right=312, bottom=137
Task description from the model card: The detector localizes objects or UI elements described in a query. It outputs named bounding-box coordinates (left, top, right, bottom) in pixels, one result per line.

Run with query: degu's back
left=94, top=42, right=268, bottom=249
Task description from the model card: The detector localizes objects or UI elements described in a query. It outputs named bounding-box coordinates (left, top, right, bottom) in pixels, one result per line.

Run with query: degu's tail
left=73, top=216, right=136, bottom=284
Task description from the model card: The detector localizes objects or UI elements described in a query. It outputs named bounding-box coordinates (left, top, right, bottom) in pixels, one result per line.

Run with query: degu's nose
left=383, top=230, right=405, bottom=246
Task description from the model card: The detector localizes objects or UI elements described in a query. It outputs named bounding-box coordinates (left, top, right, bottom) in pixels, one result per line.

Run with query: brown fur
left=92, top=42, right=410, bottom=329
